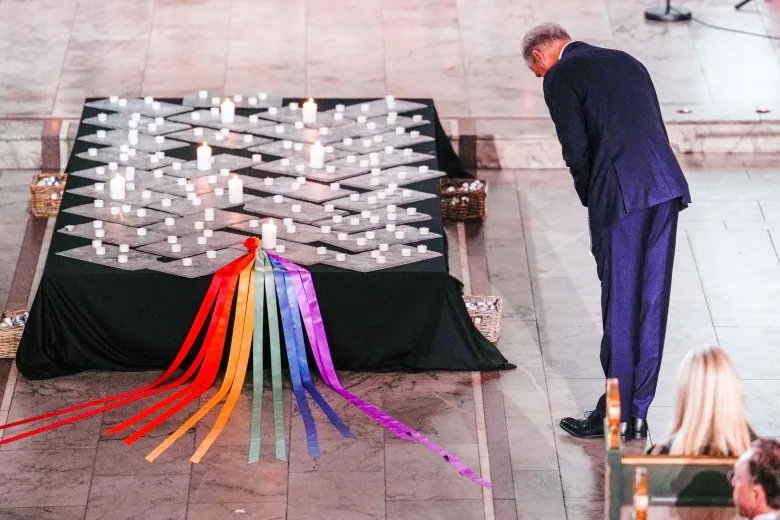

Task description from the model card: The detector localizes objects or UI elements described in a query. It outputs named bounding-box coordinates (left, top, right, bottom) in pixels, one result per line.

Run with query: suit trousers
left=592, top=198, right=680, bottom=420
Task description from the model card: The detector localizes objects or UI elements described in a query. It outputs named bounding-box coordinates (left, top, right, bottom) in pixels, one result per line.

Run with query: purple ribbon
left=269, top=253, right=492, bottom=488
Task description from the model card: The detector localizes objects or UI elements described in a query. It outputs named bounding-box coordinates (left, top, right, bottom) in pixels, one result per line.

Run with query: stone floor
left=1, top=153, right=779, bottom=519
left=2, top=0, right=780, bottom=120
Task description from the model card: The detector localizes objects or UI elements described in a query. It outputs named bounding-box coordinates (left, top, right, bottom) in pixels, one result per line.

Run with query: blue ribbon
left=270, top=258, right=354, bottom=440
left=271, top=262, right=320, bottom=458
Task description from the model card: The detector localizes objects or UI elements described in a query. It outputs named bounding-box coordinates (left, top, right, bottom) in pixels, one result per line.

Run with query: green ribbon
left=263, top=251, right=287, bottom=461
left=248, top=252, right=266, bottom=463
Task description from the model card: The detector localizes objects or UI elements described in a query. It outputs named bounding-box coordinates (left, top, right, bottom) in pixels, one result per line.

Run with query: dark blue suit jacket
left=543, top=42, right=691, bottom=225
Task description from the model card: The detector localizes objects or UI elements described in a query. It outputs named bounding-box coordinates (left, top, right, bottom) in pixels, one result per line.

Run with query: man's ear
left=531, top=49, right=544, bottom=63
left=753, top=481, right=767, bottom=507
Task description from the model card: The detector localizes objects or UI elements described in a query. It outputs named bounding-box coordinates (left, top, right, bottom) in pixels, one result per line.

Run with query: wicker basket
left=464, top=295, right=502, bottom=343
left=30, top=172, right=67, bottom=218
left=439, top=179, right=487, bottom=221
left=0, top=310, right=26, bottom=359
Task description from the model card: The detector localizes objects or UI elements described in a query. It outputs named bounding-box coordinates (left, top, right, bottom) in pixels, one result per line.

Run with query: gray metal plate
left=338, top=165, right=445, bottom=190
left=56, top=244, right=161, bottom=271
left=318, top=243, right=441, bottom=272
left=333, top=129, right=434, bottom=154
left=85, top=98, right=192, bottom=118
left=158, top=154, right=257, bottom=179
left=229, top=220, right=323, bottom=245
left=324, top=98, right=427, bottom=119
left=313, top=209, right=432, bottom=234
left=317, top=224, right=440, bottom=253
left=78, top=130, right=190, bottom=153
left=145, top=191, right=258, bottom=216
left=150, top=173, right=263, bottom=197
left=63, top=203, right=171, bottom=227
left=328, top=187, right=436, bottom=212
left=253, top=157, right=367, bottom=182
left=248, top=122, right=349, bottom=145
left=81, top=113, right=191, bottom=135
left=248, top=176, right=356, bottom=203
left=67, top=184, right=176, bottom=207
left=76, top=147, right=183, bottom=170
left=57, top=221, right=168, bottom=247
left=181, top=92, right=284, bottom=109
left=242, top=196, right=348, bottom=225
left=246, top=140, right=351, bottom=161
left=146, top=209, right=253, bottom=235
left=164, top=127, right=268, bottom=150
left=327, top=149, right=433, bottom=171
left=136, top=230, right=246, bottom=259
left=147, top=247, right=246, bottom=278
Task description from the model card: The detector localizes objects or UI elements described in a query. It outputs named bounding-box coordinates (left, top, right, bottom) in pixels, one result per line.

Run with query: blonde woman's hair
left=668, top=345, right=752, bottom=456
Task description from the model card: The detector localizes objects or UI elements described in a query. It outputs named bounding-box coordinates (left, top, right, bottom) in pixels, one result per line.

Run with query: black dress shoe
left=559, top=410, right=605, bottom=438
left=629, top=418, right=648, bottom=440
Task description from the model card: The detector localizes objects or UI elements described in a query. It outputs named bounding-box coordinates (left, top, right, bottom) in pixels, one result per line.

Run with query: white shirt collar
left=559, top=40, right=575, bottom=60
left=753, top=512, right=778, bottom=520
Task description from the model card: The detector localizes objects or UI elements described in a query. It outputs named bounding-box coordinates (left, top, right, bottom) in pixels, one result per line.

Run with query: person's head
left=668, top=345, right=752, bottom=456
left=521, top=23, right=571, bottom=78
left=732, top=439, right=780, bottom=518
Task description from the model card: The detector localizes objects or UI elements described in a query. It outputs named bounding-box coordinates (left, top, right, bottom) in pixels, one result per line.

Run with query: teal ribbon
left=263, top=251, right=287, bottom=461
left=248, top=252, right=266, bottom=463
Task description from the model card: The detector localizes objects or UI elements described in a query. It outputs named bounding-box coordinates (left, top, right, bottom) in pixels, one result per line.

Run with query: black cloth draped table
left=16, top=98, right=510, bottom=379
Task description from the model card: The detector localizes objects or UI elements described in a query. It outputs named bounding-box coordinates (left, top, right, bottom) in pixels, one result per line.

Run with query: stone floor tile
left=385, top=442, right=482, bottom=501
left=506, top=417, right=559, bottom=472
left=93, top=434, right=194, bottom=476
left=85, top=474, right=189, bottom=520
left=186, top=502, right=286, bottom=520
left=289, top=437, right=384, bottom=473
left=0, top=506, right=86, bottom=520
left=386, top=499, right=485, bottom=520
left=189, top=445, right=287, bottom=504
left=0, top=448, right=94, bottom=508
left=288, top=471, right=385, bottom=520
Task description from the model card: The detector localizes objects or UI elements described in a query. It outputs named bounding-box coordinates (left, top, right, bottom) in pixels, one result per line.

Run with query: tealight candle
left=206, top=250, right=217, bottom=259
left=387, top=204, right=397, bottom=213
left=366, top=122, right=377, bottom=131
left=412, top=114, right=423, bottom=123
left=215, top=187, right=224, bottom=196
left=419, top=165, right=429, bottom=173
left=370, top=250, right=380, bottom=258
left=98, top=112, right=108, bottom=121
left=283, top=218, right=293, bottom=226
left=332, top=215, right=343, bottom=223
left=203, top=229, right=213, bottom=238
left=369, top=215, right=380, bottom=224
left=194, top=127, right=203, bottom=136
left=317, top=246, right=327, bottom=255
left=356, top=237, right=367, bottom=246
left=182, top=257, right=192, bottom=266
left=337, top=232, right=347, bottom=241
left=384, top=146, right=394, bottom=154
left=286, top=225, right=297, bottom=234
left=386, top=223, right=396, bottom=232
left=361, top=210, right=371, bottom=218
left=172, top=162, right=182, bottom=171
left=249, top=219, right=259, bottom=228
left=346, top=155, right=356, bottom=164
left=194, top=221, right=204, bottom=230
left=136, top=208, right=147, bottom=217
left=95, top=229, right=105, bottom=238
left=110, top=206, right=120, bottom=215
left=336, top=252, right=346, bottom=262
left=165, top=217, right=175, bottom=227
left=192, top=112, right=201, bottom=121
left=249, top=114, right=259, bottom=123
left=320, top=225, right=331, bottom=234
left=171, top=243, right=182, bottom=253
left=349, top=217, right=360, bottom=226
left=142, top=190, right=152, bottom=200
left=349, top=193, right=360, bottom=201
left=93, top=220, right=103, bottom=229
left=197, top=236, right=207, bottom=245
left=204, top=207, right=215, bottom=221
left=273, top=195, right=284, bottom=203
left=402, top=189, right=412, bottom=197
left=374, top=135, right=384, bottom=143
left=417, top=244, right=428, bottom=253
left=220, top=168, right=230, bottom=177
left=96, top=166, right=106, bottom=176
left=377, top=192, right=387, bottom=200
left=419, top=227, right=429, bottom=235
left=378, top=243, right=389, bottom=252
left=136, top=227, right=147, bottom=237
left=395, top=126, right=405, bottom=135
left=406, top=207, right=417, bottom=215
left=121, top=204, right=131, bottom=213
left=88, top=147, right=98, bottom=157
left=410, top=130, right=420, bottom=138
left=376, top=256, right=386, bottom=264
left=366, top=231, right=376, bottom=239
left=95, top=182, right=105, bottom=192
left=167, top=235, right=177, bottom=244
left=291, top=204, right=302, bottom=213
left=243, top=134, right=253, bottom=143
left=268, top=106, right=277, bottom=115
left=119, top=244, right=129, bottom=253
left=394, top=230, right=405, bottom=239
left=360, top=159, right=370, bottom=168
left=94, top=199, right=105, bottom=208
left=294, top=121, right=304, bottom=130
left=324, top=204, right=335, bottom=213
left=95, top=246, right=106, bottom=256
left=275, top=244, right=286, bottom=253
left=118, top=98, right=127, bottom=107
left=401, top=248, right=411, bottom=257
left=326, top=165, right=336, bottom=173
left=162, top=198, right=172, bottom=207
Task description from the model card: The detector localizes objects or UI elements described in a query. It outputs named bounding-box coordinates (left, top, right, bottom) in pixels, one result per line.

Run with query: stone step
left=2, top=111, right=779, bottom=172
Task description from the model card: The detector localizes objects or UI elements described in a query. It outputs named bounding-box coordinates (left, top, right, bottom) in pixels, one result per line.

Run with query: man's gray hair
left=522, top=23, right=571, bottom=61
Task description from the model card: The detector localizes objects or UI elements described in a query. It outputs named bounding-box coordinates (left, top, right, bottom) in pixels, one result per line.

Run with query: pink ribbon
left=269, top=253, right=492, bottom=488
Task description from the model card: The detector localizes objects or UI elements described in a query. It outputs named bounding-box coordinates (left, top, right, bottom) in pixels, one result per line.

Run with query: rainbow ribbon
left=0, top=238, right=491, bottom=488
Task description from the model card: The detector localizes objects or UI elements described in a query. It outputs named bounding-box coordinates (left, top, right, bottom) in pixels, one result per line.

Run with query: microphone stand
left=644, top=0, right=692, bottom=21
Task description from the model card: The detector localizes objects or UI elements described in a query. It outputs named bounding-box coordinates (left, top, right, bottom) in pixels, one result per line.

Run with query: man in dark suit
left=522, top=23, right=691, bottom=439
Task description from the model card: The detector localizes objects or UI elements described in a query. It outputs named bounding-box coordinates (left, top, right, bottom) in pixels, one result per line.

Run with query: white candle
left=332, top=215, right=343, bottom=223
left=417, top=245, right=428, bottom=253
left=401, top=248, right=411, bottom=257
left=228, top=175, right=243, bottom=204
left=356, top=237, right=367, bottom=246
left=206, top=250, right=217, bottom=259
left=261, top=219, right=277, bottom=250
left=378, top=243, right=389, bottom=252
left=109, top=174, right=126, bottom=200
left=182, top=257, right=192, bottom=266
left=324, top=204, right=335, bottom=213
left=197, top=142, right=212, bottom=171
left=302, top=97, right=317, bottom=124
left=110, top=206, right=120, bottom=215
left=249, top=219, right=259, bottom=228
left=203, top=229, right=213, bottom=237
left=119, top=244, right=129, bottom=253
left=220, top=98, right=235, bottom=123
left=137, top=227, right=147, bottom=236
left=317, top=246, right=327, bottom=255
left=197, top=236, right=207, bottom=245
left=336, top=253, right=346, bottom=262
left=137, top=208, right=147, bottom=217
left=337, top=232, right=347, bottom=241
left=167, top=235, right=177, bottom=244
left=366, top=231, right=376, bottom=239
left=96, top=246, right=106, bottom=256
left=93, top=220, right=103, bottom=229
left=95, top=229, right=105, bottom=238
left=309, top=141, right=325, bottom=169
left=204, top=207, right=215, bottom=221
left=320, top=225, right=331, bottom=234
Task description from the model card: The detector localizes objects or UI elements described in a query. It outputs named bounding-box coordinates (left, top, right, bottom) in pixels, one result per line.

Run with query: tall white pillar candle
left=309, top=141, right=325, bottom=169
left=197, top=142, right=212, bottom=171
left=109, top=174, right=126, bottom=200
left=220, top=98, right=235, bottom=123
left=302, top=98, right=317, bottom=124
left=261, top=219, right=277, bottom=250
left=228, top=175, right=243, bottom=204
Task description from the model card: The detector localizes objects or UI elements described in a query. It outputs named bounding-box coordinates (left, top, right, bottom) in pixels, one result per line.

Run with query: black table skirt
left=16, top=98, right=510, bottom=379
